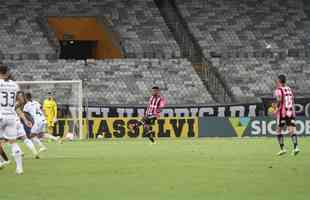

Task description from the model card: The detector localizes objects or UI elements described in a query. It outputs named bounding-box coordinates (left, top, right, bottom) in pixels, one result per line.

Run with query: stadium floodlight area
left=16, top=80, right=83, bottom=139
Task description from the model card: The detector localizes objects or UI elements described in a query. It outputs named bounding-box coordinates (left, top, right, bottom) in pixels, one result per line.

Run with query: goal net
left=16, top=80, right=83, bottom=139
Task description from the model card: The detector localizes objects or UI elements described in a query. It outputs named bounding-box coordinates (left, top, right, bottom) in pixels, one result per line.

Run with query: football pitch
left=0, top=138, right=309, bottom=200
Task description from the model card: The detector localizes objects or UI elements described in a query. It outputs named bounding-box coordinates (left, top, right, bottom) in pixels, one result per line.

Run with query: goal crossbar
left=16, top=80, right=82, bottom=84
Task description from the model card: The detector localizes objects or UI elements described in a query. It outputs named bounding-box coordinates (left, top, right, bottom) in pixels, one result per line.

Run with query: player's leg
left=143, top=116, right=156, bottom=143
left=43, top=133, right=59, bottom=142
left=288, top=126, right=299, bottom=155
left=42, top=120, right=59, bottom=142
left=22, top=136, right=39, bottom=159
left=9, top=139, right=23, bottom=174
left=17, top=121, right=39, bottom=158
left=276, top=131, right=285, bottom=154
left=48, top=126, right=53, bottom=134
left=0, top=141, right=9, bottom=162
left=30, top=121, right=47, bottom=152
left=0, top=154, right=5, bottom=169
left=5, top=119, right=24, bottom=174
left=47, top=126, right=55, bottom=136
left=47, top=119, right=54, bottom=135
left=276, top=130, right=286, bottom=155
left=0, top=142, right=9, bottom=168
left=0, top=126, right=9, bottom=163
left=128, top=119, right=144, bottom=131
left=59, top=132, right=75, bottom=144
left=276, top=117, right=286, bottom=155
left=287, top=118, right=299, bottom=155
left=0, top=130, right=11, bottom=166
left=31, top=135, right=47, bottom=153
left=127, top=116, right=155, bottom=143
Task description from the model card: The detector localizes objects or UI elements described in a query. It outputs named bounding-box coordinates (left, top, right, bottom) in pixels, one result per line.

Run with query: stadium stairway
left=303, top=0, right=310, bottom=56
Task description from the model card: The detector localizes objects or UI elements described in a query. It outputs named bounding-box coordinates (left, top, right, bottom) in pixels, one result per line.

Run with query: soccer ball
left=66, top=132, right=75, bottom=141
left=97, top=135, right=104, bottom=139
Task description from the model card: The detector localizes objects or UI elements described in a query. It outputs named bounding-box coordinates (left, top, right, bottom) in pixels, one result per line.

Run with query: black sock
left=136, top=121, right=144, bottom=127
left=291, top=134, right=298, bottom=149
left=148, top=136, right=155, bottom=143
left=0, top=146, right=9, bottom=161
left=144, top=129, right=155, bottom=143
left=276, top=134, right=284, bottom=150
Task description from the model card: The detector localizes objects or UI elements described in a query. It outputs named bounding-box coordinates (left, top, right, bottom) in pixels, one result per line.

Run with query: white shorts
left=31, top=119, right=46, bottom=134
left=0, top=117, right=18, bottom=140
left=16, top=118, right=26, bottom=138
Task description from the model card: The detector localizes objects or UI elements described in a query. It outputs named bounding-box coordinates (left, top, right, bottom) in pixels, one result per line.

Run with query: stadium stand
left=2, top=0, right=309, bottom=104
left=212, top=57, right=310, bottom=102
left=4, top=59, right=214, bottom=105
left=174, top=0, right=308, bottom=102
left=0, top=0, right=180, bottom=59
left=0, top=1, right=57, bottom=59
left=175, top=0, right=305, bottom=57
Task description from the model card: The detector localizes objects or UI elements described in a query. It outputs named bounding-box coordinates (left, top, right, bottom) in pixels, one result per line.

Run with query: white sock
left=32, top=137, right=46, bottom=149
left=11, top=143, right=23, bottom=172
left=24, top=138, right=38, bottom=155
left=44, top=134, right=58, bottom=141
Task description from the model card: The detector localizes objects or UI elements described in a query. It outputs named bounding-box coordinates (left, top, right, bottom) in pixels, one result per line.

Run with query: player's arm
left=155, top=97, right=166, bottom=118
left=23, top=103, right=30, bottom=113
left=38, top=102, right=44, bottom=117
left=159, top=96, right=166, bottom=109
left=144, top=97, right=151, bottom=117
left=53, top=100, right=57, bottom=122
left=20, top=103, right=33, bottom=127
left=43, top=100, right=48, bottom=118
left=274, top=90, right=282, bottom=109
left=158, top=97, right=165, bottom=112
left=16, top=103, right=32, bottom=128
left=19, top=111, right=33, bottom=128
left=272, top=89, right=282, bottom=115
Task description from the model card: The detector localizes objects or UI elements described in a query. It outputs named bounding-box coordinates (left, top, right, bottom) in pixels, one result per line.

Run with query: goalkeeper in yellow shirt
left=43, top=92, right=58, bottom=135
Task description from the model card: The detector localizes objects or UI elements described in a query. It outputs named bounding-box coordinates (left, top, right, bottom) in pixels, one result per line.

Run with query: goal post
left=16, top=80, right=84, bottom=139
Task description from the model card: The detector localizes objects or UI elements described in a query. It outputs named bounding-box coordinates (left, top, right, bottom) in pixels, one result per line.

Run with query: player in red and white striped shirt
left=128, top=86, right=165, bottom=143
left=273, top=75, right=300, bottom=156
left=145, top=86, right=166, bottom=118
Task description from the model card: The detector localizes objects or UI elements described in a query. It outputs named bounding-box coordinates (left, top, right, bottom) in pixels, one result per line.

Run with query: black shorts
left=277, top=116, right=296, bottom=128
left=127, top=115, right=157, bottom=130
left=142, top=115, right=157, bottom=125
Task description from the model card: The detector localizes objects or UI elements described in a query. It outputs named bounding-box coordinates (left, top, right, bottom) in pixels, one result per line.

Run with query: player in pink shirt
left=128, top=86, right=165, bottom=143
left=274, top=75, right=299, bottom=156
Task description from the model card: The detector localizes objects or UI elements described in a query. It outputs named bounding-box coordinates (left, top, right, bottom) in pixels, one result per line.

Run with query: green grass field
left=0, top=138, right=309, bottom=200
